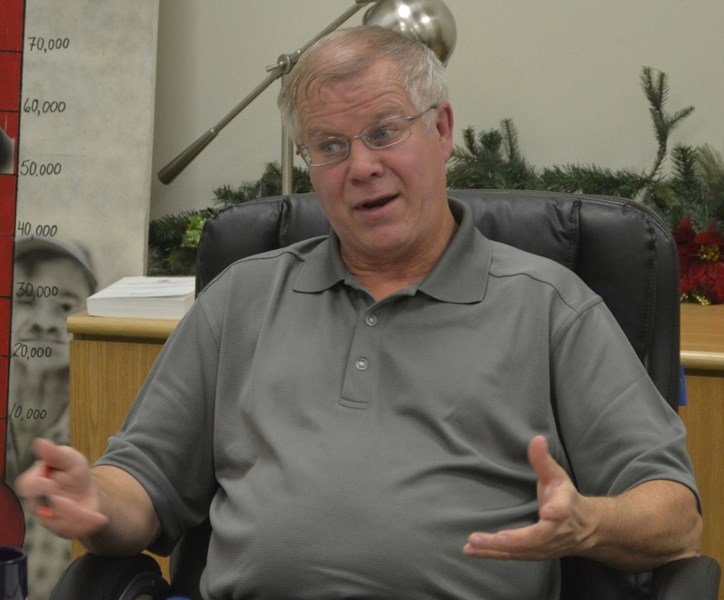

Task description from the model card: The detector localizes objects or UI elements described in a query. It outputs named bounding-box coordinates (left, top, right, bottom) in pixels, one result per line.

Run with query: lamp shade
left=363, top=0, right=457, bottom=65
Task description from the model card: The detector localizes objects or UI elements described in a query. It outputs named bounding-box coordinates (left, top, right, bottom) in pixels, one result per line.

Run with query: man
left=17, top=26, right=701, bottom=599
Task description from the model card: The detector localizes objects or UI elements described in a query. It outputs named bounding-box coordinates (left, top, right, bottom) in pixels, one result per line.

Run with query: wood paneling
left=679, top=303, right=724, bottom=599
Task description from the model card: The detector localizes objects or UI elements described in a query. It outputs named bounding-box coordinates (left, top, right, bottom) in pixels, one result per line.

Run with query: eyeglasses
left=297, top=105, right=438, bottom=168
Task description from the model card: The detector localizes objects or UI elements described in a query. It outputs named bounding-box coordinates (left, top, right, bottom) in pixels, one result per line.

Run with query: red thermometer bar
left=0, top=0, right=26, bottom=547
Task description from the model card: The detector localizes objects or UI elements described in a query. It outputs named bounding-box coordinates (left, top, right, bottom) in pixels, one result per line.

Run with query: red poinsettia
left=673, top=216, right=724, bottom=305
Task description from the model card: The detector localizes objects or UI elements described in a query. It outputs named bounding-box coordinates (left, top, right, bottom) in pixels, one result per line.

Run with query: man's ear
left=435, top=102, right=454, bottom=161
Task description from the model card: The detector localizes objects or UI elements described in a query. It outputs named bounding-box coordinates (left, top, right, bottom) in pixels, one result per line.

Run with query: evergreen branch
left=539, top=164, right=649, bottom=198
left=696, top=144, right=724, bottom=194
left=461, top=126, right=479, bottom=156
left=213, top=162, right=312, bottom=207
left=671, top=144, right=699, bottom=187
left=641, top=67, right=667, bottom=112
left=501, top=118, right=521, bottom=163
left=695, top=144, right=724, bottom=223
left=149, top=67, right=721, bottom=275
left=640, top=66, right=695, bottom=180
left=447, top=119, right=538, bottom=189
left=147, top=208, right=217, bottom=275
left=478, top=129, right=504, bottom=162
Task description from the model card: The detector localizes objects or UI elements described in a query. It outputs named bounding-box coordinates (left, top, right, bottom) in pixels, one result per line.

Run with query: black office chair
left=51, top=190, right=721, bottom=600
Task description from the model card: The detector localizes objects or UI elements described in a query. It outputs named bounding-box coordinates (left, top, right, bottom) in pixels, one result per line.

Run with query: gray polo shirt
left=100, top=199, right=697, bottom=599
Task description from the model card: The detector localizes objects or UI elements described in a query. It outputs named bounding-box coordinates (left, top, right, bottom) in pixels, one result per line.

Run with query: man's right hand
left=15, top=438, right=109, bottom=540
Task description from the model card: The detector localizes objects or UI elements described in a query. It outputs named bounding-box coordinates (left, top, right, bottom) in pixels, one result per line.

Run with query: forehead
left=298, top=59, right=413, bottom=136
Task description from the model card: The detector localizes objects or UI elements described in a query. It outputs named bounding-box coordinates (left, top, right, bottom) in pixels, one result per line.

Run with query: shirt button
left=355, top=358, right=368, bottom=371
left=365, top=314, right=378, bottom=326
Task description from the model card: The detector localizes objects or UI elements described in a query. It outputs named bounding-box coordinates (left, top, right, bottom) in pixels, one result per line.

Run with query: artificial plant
left=148, top=66, right=724, bottom=304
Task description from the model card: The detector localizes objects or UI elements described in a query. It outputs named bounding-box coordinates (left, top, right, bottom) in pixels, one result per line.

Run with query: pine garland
left=149, top=66, right=723, bottom=275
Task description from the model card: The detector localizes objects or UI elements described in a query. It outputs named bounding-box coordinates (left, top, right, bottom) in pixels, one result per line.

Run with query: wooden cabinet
left=68, top=312, right=175, bottom=461
left=66, top=311, right=176, bottom=574
left=678, top=303, right=724, bottom=595
left=67, top=306, right=723, bottom=590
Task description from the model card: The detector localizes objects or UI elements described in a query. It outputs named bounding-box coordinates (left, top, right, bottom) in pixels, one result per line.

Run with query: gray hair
left=278, top=25, right=449, bottom=143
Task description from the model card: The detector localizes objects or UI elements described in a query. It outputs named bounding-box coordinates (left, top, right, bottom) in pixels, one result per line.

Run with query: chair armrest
left=49, top=553, right=169, bottom=600
left=651, top=556, right=721, bottom=600
left=50, top=550, right=719, bottom=600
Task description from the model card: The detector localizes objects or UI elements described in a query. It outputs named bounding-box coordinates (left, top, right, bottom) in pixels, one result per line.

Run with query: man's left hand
left=463, top=435, right=593, bottom=561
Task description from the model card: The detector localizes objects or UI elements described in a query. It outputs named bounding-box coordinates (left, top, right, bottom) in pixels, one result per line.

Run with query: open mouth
left=359, top=195, right=396, bottom=211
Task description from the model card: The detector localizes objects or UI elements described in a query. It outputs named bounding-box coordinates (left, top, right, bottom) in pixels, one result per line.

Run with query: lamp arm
left=158, top=69, right=281, bottom=184
left=158, top=0, right=379, bottom=185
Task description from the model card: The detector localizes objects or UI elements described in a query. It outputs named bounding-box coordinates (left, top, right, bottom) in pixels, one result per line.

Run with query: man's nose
left=346, top=138, right=384, bottom=180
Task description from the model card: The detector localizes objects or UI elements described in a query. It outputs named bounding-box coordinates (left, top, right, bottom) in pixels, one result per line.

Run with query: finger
left=33, top=438, right=87, bottom=474
left=463, top=531, right=512, bottom=559
left=30, top=439, right=92, bottom=497
left=34, top=494, right=109, bottom=539
left=30, top=438, right=60, bottom=464
left=464, top=521, right=557, bottom=560
left=14, top=459, right=55, bottom=499
left=16, top=472, right=60, bottom=522
left=35, top=494, right=56, bottom=521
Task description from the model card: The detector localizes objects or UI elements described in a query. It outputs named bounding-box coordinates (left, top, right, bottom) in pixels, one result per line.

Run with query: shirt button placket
left=356, top=313, right=376, bottom=371
left=339, top=310, right=380, bottom=409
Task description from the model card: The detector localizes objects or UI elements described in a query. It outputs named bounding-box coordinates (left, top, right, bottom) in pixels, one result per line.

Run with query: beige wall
left=150, top=0, right=724, bottom=219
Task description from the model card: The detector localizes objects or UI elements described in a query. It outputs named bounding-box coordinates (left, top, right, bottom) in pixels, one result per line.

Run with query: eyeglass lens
left=299, top=106, right=436, bottom=167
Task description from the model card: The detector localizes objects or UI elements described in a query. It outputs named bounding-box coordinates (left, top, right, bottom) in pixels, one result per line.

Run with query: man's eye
left=316, top=139, right=346, bottom=156
left=370, top=123, right=402, bottom=144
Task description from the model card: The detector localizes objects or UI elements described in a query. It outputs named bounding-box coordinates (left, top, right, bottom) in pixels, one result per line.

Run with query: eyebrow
left=305, top=108, right=407, bottom=139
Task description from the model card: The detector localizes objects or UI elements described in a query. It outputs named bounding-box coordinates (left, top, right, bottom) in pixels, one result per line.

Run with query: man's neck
left=343, top=219, right=459, bottom=301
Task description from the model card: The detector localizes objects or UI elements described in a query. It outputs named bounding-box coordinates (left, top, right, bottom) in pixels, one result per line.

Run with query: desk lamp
left=157, top=0, right=457, bottom=192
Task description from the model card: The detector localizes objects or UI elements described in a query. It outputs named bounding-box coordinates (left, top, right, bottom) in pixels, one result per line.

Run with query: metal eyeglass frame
left=297, top=105, right=438, bottom=168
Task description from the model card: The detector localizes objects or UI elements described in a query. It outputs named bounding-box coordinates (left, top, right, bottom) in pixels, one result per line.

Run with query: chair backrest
left=196, top=189, right=681, bottom=410
left=191, top=189, right=681, bottom=599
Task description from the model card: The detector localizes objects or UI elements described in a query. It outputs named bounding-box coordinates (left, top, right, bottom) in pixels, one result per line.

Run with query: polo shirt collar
left=293, top=236, right=347, bottom=293
left=294, top=197, right=491, bottom=304
left=417, top=198, right=490, bottom=304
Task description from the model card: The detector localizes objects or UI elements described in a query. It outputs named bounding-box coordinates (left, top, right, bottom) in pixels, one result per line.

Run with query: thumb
left=528, top=435, right=553, bottom=479
left=528, top=435, right=568, bottom=489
